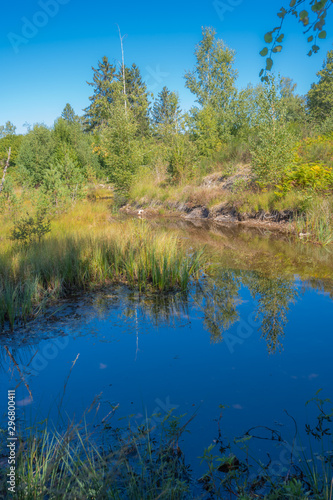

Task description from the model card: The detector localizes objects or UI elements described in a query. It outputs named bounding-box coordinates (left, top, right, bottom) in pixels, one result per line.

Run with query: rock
left=185, top=207, right=210, bottom=219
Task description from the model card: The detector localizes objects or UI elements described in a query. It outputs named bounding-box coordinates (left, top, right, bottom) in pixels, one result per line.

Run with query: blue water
left=1, top=223, right=333, bottom=478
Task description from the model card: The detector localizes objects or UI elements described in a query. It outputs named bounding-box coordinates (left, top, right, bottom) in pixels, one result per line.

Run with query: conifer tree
left=307, top=50, right=333, bottom=121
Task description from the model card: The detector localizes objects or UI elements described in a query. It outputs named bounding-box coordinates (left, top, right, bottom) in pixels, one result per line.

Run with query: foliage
left=124, top=63, right=150, bottom=136
left=184, top=27, right=237, bottom=111
left=186, top=105, right=222, bottom=157
left=0, top=176, right=18, bottom=215
left=307, top=49, right=333, bottom=121
left=9, top=208, right=51, bottom=246
left=0, top=133, right=23, bottom=168
left=260, top=0, right=333, bottom=78
left=279, top=76, right=307, bottom=123
left=276, top=162, right=333, bottom=194
left=152, top=86, right=181, bottom=135
left=167, top=132, right=199, bottom=183
left=0, top=121, right=16, bottom=138
left=99, top=99, right=142, bottom=192
left=84, top=56, right=118, bottom=131
left=185, top=27, right=238, bottom=154
left=295, top=133, right=333, bottom=167
left=17, top=124, right=54, bottom=186
left=84, top=57, right=150, bottom=135
left=251, top=76, right=296, bottom=186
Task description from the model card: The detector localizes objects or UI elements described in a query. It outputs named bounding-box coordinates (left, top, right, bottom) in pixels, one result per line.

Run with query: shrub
left=251, top=77, right=295, bottom=187
left=10, top=209, right=51, bottom=246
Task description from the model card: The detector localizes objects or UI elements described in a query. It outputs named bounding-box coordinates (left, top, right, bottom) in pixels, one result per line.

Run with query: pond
left=1, top=219, right=333, bottom=480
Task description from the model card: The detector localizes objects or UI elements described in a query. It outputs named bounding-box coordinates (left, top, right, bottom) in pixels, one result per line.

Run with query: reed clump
left=0, top=220, right=204, bottom=330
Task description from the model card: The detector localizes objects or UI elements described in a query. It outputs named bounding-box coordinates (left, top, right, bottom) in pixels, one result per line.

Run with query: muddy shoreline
left=119, top=201, right=296, bottom=235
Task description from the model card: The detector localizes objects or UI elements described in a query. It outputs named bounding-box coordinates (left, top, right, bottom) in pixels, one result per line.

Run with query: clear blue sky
left=0, top=0, right=332, bottom=133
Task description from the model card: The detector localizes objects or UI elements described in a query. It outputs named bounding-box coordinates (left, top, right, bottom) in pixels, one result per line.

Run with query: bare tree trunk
left=0, top=147, right=11, bottom=194
left=117, top=25, right=127, bottom=115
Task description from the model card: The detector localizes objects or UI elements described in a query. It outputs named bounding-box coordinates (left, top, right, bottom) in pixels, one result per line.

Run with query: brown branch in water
left=4, top=345, right=33, bottom=401
left=0, top=147, right=11, bottom=194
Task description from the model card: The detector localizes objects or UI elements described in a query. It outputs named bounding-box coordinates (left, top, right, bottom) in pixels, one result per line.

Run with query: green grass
left=1, top=395, right=332, bottom=499
left=0, top=219, right=204, bottom=330
left=0, top=412, right=191, bottom=499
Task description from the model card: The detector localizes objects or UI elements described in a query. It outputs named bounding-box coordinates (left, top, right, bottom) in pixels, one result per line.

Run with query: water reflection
left=0, top=265, right=331, bottom=377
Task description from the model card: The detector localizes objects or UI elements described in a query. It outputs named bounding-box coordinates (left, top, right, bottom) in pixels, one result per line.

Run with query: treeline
left=1, top=27, right=333, bottom=200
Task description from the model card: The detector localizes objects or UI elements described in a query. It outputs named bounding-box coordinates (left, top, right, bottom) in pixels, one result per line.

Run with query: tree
left=84, top=56, right=118, bottom=131
left=184, top=27, right=238, bottom=155
left=123, top=64, right=150, bottom=136
left=99, top=98, right=142, bottom=193
left=251, top=76, right=295, bottom=186
left=184, top=27, right=237, bottom=111
left=61, top=103, right=76, bottom=123
left=0, top=134, right=23, bottom=168
left=260, top=0, right=333, bottom=78
left=279, top=77, right=307, bottom=123
left=0, top=121, right=16, bottom=138
left=17, top=124, right=54, bottom=186
left=152, top=87, right=181, bottom=132
left=307, top=49, right=333, bottom=121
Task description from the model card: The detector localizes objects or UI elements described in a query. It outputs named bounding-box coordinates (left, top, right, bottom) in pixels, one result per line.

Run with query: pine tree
left=152, top=87, right=181, bottom=130
left=307, top=50, right=333, bottom=121
left=84, top=56, right=118, bottom=131
left=61, top=103, right=76, bottom=123
left=122, top=64, right=150, bottom=136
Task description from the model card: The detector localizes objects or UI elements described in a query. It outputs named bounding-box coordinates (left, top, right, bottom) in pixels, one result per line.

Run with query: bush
left=10, top=209, right=51, bottom=245
left=17, top=124, right=54, bottom=186
left=251, top=77, right=295, bottom=187
left=276, top=163, right=333, bottom=194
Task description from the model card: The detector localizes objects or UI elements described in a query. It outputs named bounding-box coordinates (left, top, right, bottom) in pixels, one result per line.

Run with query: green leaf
left=266, top=57, right=273, bottom=71
left=299, top=10, right=308, bottom=19
left=259, top=69, right=264, bottom=77
left=260, top=47, right=268, bottom=57
left=289, top=0, right=296, bottom=6
left=318, top=30, right=327, bottom=39
left=272, top=45, right=283, bottom=53
left=307, top=35, right=314, bottom=42
left=264, top=32, right=273, bottom=44
left=308, top=50, right=313, bottom=56
left=277, top=7, right=287, bottom=18
left=276, top=34, right=284, bottom=43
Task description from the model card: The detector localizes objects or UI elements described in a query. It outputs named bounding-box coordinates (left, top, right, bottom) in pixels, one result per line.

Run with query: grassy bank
left=125, top=163, right=333, bottom=246
left=0, top=202, right=204, bottom=330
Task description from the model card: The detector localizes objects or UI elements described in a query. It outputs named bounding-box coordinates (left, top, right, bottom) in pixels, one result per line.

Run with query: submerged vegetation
left=0, top=391, right=332, bottom=499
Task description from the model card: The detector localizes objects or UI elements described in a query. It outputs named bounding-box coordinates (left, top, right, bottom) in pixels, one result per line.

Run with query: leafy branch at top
left=260, top=0, right=333, bottom=81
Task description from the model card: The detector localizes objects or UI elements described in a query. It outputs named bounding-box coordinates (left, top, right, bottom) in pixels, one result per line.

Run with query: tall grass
left=296, top=198, right=333, bottom=246
left=0, top=220, right=204, bottom=330
left=0, top=412, right=191, bottom=499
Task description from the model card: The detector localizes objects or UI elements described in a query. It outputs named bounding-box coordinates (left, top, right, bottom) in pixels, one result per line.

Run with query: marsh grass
left=0, top=409, right=192, bottom=499
left=0, top=219, right=204, bottom=330
left=296, top=198, right=333, bottom=246
left=1, top=395, right=332, bottom=499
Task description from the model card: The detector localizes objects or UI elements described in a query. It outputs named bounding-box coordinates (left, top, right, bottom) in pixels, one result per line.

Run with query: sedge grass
left=0, top=220, right=204, bottom=330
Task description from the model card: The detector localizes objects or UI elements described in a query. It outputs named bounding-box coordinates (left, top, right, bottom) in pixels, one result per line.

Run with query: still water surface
left=1, top=219, right=333, bottom=474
